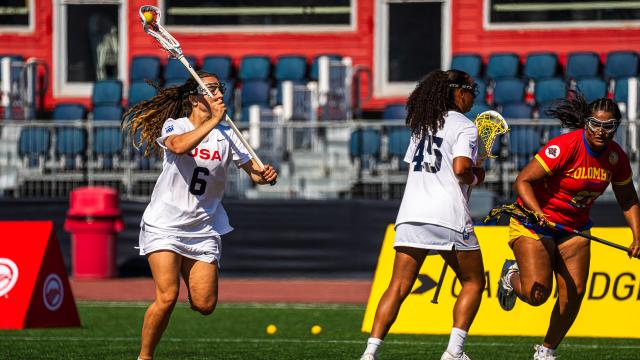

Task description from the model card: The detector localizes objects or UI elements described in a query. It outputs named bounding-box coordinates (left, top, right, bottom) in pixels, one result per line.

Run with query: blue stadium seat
left=566, top=52, right=600, bottom=80
left=474, top=79, right=487, bottom=104
left=537, top=101, right=556, bottom=119
left=387, top=127, right=411, bottom=170
left=310, top=54, right=342, bottom=81
left=534, top=77, right=566, bottom=105
left=18, top=127, right=50, bottom=167
left=614, top=77, right=630, bottom=104
left=202, top=55, right=233, bottom=80
left=130, top=55, right=161, bottom=82
left=486, top=53, right=520, bottom=79
left=451, top=54, right=482, bottom=78
left=91, top=80, right=122, bottom=106
left=523, top=52, right=558, bottom=80
left=239, top=55, right=271, bottom=81
left=382, top=103, right=407, bottom=120
left=576, top=77, right=607, bottom=102
left=92, top=105, right=123, bottom=169
left=275, top=55, right=307, bottom=81
left=53, top=103, right=85, bottom=120
left=92, top=104, right=122, bottom=121
left=465, top=103, right=491, bottom=120
left=127, top=81, right=157, bottom=107
left=501, top=102, right=533, bottom=120
left=492, top=77, right=526, bottom=105
left=605, top=51, right=639, bottom=79
left=508, top=127, right=542, bottom=170
left=240, top=80, right=270, bottom=109
left=349, top=129, right=381, bottom=169
left=164, top=55, right=197, bottom=86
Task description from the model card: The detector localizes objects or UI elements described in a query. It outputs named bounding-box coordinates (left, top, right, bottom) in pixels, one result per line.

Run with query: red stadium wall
left=1, top=0, right=640, bottom=112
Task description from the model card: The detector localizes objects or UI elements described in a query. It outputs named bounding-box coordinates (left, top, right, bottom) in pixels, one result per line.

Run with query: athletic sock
left=446, top=327, right=468, bottom=356
left=539, top=345, right=556, bottom=356
left=364, top=337, right=383, bottom=355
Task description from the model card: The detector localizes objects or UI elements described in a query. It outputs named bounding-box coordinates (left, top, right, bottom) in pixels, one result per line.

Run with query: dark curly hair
left=122, top=71, right=218, bottom=156
left=546, top=90, right=622, bottom=130
left=405, top=69, right=471, bottom=138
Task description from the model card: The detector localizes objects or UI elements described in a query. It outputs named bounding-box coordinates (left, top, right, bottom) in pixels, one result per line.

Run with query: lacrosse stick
left=484, top=202, right=631, bottom=253
left=475, top=110, right=509, bottom=162
left=139, top=5, right=275, bottom=185
left=430, top=261, right=448, bottom=304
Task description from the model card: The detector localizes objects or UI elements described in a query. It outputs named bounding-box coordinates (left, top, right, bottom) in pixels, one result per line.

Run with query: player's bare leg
left=139, top=251, right=182, bottom=360
left=440, top=249, right=485, bottom=331
left=370, top=246, right=428, bottom=339
left=181, top=258, right=219, bottom=315
left=510, top=236, right=555, bottom=305
left=543, top=235, right=590, bottom=349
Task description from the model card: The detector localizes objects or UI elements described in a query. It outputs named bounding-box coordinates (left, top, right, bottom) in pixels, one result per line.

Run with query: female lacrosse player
left=497, top=91, right=640, bottom=360
left=360, top=69, right=485, bottom=360
left=122, top=71, right=277, bottom=360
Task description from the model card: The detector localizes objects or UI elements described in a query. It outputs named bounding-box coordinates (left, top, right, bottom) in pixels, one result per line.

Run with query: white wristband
left=471, top=174, right=479, bottom=186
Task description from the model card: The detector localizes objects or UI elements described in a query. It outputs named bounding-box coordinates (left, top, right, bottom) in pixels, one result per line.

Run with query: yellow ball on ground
left=266, top=324, right=277, bottom=335
left=310, top=325, right=322, bottom=335
left=143, top=11, right=154, bottom=24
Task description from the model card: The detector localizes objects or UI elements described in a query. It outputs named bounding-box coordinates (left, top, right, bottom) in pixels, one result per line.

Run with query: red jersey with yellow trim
left=517, top=129, right=632, bottom=228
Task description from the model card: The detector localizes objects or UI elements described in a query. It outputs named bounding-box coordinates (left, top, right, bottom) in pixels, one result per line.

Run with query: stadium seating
left=53, top=103, right=87, bottom=169
left=566, top=52, right=600, bottom=80
left=18, top=127, right=50, bottom=167
left=465, top=103, right=491, bottom=120
left=534, top=77, right=566, bottom=105
left=239, top=55, right=271, bottom=81
left=130, top=55, right=161, bottom=82
left=127, top=81, right=157, bottom=107
left=486, top=53, right=520, bottom=79
left=387, top=127, right=411, bottom=170
left=492, top=77, right=526, bottom=105
left=382, top=103, right=407, bottom=120
left=605, top=51, right=638, bottom=79
left=275, top=79, right=305, bottom=105
left=508, top=126, right=541, bottom=170
left=475, top=79, right=487, bottom=104
left=310, top=54, right=342, bottom=81
left=91, top=80, right=123, bottom=106
left=202, top=55, right=233, bottom=80
left=349, top=129, right=381, bottom=170
left=240, top=80, right=271, bottom=121
left=223, top=79, right=235, bottom=118
left=575, top=77, right=607, bottom=102
left=92, top=105, right=123, bottom=169
left=163, top=56, right=197, bottom=86
left=451, top=54, right=482, bottom=78
left=523, top=52, right=558, bottom=80
left=275, top=55, right=307, bottom=81
left=501, top=102, right=533, bottom=119
left=614, top=77, right=630, bottom=104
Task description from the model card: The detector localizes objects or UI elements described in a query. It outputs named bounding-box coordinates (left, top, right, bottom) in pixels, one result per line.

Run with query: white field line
left=0, top=336, right=639, bottom=350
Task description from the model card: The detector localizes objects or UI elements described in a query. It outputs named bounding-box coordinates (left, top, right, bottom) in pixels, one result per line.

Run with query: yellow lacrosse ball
left=310, top=325, right=322, bottom=335
left=266, top=324, right=277, bottom=335
left=143, top=11, right=154, bottom=24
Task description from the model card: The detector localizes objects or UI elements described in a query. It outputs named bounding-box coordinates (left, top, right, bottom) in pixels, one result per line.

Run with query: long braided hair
left=546, top=90, right=622, bottom=130
left=122, top=71, right=217, bottom=156
left=406, top=69, right=470, bottom=138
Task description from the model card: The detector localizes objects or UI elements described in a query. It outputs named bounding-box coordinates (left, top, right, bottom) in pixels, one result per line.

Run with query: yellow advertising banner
left=362, top=225, right=640, bottom=338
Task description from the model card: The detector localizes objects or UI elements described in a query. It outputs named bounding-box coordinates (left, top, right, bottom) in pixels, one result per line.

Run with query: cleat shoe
left=533, top=344, right=557, bottom=360
left=498, top=259, right=519, bottom=311
left=360, top=354, right=376, bottom=360
left=441, top=351, right=471, bottom=360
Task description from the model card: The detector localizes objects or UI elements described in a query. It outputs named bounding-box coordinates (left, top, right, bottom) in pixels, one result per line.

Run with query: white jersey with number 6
left=395, top=110, right=478, bottom=233
left=141, top=117, right=252, bottom=237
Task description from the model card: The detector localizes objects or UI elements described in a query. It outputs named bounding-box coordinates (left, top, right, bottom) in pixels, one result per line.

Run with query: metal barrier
left=1, top=118, right=638, bottom=201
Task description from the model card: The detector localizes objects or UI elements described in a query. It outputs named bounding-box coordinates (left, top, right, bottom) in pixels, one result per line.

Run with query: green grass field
left=0, top=301, right=638, bottom=359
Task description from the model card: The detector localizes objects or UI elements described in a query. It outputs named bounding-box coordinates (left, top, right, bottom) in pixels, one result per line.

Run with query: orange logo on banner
left=0, top=221, right=80, bottom=329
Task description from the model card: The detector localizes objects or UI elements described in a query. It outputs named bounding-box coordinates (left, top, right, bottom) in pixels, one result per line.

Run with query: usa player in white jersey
left=122, top=71, right=277, bottom=360
left=360, top=70, right=485, bottom=360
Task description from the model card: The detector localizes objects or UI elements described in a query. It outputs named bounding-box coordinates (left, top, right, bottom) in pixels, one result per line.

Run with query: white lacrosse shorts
left=138, top=228, right=222, bottom=266
left=394, top=222, right=479, bottom=253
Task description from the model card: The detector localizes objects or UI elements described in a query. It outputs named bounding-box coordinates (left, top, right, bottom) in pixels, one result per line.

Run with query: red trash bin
left=64, top=186, right=124, bottom=278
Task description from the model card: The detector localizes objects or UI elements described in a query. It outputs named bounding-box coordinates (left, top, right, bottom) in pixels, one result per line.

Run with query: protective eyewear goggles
left=449, top=83, right=479, bottom=97
left=586, top=117, right=620, bottom=133
left=196, top=82, right=226, bottom=95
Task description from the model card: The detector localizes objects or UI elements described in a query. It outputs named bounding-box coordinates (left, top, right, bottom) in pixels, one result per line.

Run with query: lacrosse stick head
left=483, top=202, right=543, bottom=225
left=475, top=110, right=509, bottom=161
left=139, top=5, right=183, bottom=59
